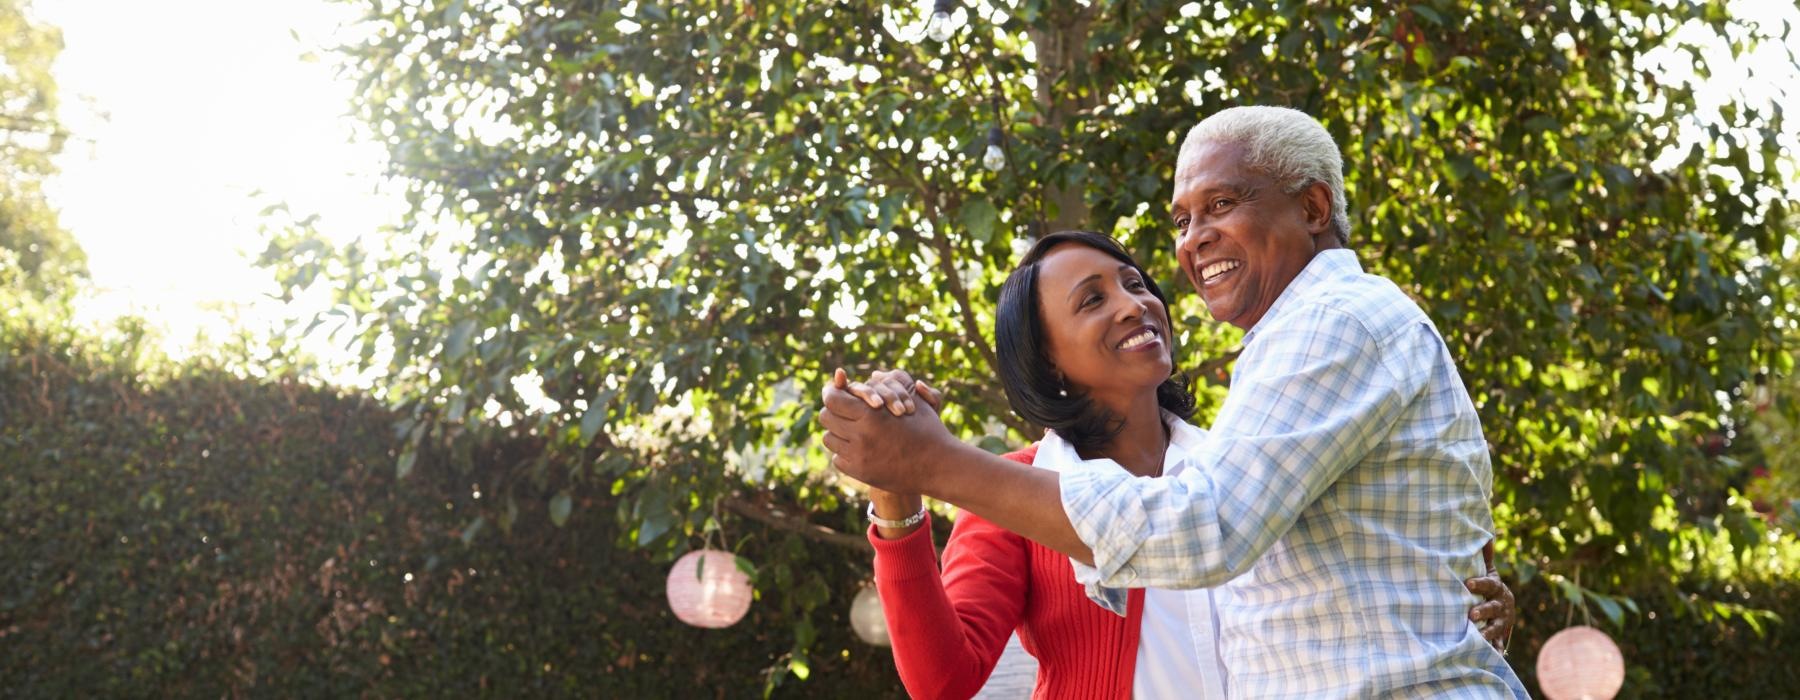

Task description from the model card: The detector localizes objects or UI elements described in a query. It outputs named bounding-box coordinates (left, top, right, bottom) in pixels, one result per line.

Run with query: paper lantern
left=666, top=549, right=752, bottom=628
left=850, top=585, right=890, bottom=646
left=1536, top=625, right=1625, bottom=700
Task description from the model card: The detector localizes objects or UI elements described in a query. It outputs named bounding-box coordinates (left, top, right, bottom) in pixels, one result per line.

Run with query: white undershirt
left=1130, top=446, right=1230, bottom=700
left=1031, top=417, right=1230, bottom=699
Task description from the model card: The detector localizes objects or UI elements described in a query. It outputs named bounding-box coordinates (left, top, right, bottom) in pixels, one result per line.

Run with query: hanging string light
left=924, top=0, right=955, bottom=42
left=849, top=584, right=891, bottom=646
left=983, top=125, right=1006, bottom=171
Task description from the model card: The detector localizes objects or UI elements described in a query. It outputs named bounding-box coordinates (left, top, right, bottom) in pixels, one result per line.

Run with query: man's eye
left=1210, top=198, right=1234, bottom=212
left=1174, top=216, right=1190, bottom=230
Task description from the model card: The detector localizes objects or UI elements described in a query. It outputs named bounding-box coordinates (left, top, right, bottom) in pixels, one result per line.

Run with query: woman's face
left=1034, top=243, right=1174, bottom=407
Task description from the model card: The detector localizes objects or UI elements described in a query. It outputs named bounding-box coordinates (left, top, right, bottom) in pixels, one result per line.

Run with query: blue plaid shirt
left=1061, top=250, right=1526, bottom=698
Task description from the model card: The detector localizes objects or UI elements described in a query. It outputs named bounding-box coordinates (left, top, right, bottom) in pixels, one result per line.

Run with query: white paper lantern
left=1536, top=625, right=1625, bottom=700
left=850, top=585, right=890, bottom=646
left=666, top=549, right=752, bottom=629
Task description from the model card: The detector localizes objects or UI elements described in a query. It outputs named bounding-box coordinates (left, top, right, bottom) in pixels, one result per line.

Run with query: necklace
left=1151, top=421, right=1171, bottom=478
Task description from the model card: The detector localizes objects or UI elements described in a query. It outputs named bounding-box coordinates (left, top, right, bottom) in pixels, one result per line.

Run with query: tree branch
left=723, top=493, right=873, bottom=553
left=1191, top=347, right=1242, bottom=385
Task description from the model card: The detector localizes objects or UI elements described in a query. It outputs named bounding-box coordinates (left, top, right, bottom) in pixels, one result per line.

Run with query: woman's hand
left=838, top=370, right=931, bottom=539
left=1464, top=541, right=1516, bottom=653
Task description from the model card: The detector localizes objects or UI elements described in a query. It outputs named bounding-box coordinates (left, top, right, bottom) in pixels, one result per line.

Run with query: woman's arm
left=870, top=459, right=1036, bottom=700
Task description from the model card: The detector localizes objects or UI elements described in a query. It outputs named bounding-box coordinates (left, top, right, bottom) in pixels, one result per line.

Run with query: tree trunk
left=1029, top=7, right=1096, bottom=234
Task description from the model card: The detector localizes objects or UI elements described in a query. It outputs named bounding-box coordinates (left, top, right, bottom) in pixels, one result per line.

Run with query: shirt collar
left=1242, top=248, right=1362, bottom=344
left=1033, top=411, right=1209, bottom=476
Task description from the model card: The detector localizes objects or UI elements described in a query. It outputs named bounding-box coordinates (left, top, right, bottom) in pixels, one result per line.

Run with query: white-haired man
left=820, top=106, right=1526, bottom=698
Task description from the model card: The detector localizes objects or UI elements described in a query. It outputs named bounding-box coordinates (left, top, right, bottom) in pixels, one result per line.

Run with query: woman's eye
left=1082, top=293, right=1102, bottom=308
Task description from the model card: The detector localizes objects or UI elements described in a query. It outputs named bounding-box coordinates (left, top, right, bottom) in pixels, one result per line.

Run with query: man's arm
left=820, top=384, right=1096, bottom=564
left=822, top=305, right=1412, bottom=589
left=1063, top=304, right=1412, bottom=590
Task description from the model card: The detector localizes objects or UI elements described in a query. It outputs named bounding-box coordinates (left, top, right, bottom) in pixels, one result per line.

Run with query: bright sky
left=38, top=0, right=400, bottom=371
left=32, top=0, right=1800, bottom=381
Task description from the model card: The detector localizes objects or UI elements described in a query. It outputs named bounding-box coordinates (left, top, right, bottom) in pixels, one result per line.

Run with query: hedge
left=0, top=323, right=902, bottom=698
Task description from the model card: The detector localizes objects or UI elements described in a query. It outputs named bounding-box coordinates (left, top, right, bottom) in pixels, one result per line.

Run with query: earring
left=1058, top=387, right=1067, bottom=397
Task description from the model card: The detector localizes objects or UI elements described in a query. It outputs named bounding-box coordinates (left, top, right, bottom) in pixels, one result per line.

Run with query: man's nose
left=1177, top=223, right=1218, bottom=259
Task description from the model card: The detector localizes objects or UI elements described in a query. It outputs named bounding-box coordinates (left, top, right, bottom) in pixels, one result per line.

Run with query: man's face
left=1169, top=141, right=1332, bottom=331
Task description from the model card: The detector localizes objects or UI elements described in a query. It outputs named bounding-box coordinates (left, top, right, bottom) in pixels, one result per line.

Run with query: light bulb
left=983, top=144, right=1005, bottom=171
left=925, top=10, right=952, bottom=42
left=983, top=125, right=1005, bottom=171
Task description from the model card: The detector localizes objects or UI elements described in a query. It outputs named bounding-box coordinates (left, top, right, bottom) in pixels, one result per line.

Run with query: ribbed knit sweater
left=869, top=446, right=1147, bottom=699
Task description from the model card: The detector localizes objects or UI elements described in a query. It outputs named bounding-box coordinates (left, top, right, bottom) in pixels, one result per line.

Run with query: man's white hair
left=1182, top=106, right=1350, bottom=245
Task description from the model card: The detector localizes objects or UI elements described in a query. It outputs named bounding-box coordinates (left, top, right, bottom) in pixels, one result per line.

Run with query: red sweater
left=869, top=446, right=1146, bottom=700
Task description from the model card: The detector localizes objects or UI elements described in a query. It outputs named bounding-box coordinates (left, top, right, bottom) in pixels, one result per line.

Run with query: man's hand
left=819, top=368, right=956, bottom=494
left=1465, top=541, right=1516, bottom=652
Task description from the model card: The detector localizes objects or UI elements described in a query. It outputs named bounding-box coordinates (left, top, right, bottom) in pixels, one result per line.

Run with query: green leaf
left=498, top=494, right=519, bottom=534
left=580, top=392, right=611, bottom=444
left=396, top=448, right=417, bottom=480
left=1410, top=4, right=1445, bottom=26
left=1590, top=593, right=1625, bottom=627
left=549, top=489, right=573, bottom=527
left=960, top=198, right=998, bottom=244
left=460, top=516, right=485, bottom=545
left=636, top=512, right=672, bottom=545
left=445, top=319, right=477, bottom=362
left=1412, top=44, right=1436, bottom=71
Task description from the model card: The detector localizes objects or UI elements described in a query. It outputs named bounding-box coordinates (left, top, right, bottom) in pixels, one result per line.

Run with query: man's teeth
left=1203, top=260, right=1241, bottom=281
left=1120, top=329, right=1157, bottom=350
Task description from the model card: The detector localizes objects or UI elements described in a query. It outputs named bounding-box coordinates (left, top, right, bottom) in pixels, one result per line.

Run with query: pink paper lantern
left=665, top=549, right=753, bottom=629
left=1536, top=625, right=1625, bottom=700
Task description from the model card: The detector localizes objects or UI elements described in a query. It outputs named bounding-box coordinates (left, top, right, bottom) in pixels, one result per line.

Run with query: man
left=819, top=106, right=1525, bottom=698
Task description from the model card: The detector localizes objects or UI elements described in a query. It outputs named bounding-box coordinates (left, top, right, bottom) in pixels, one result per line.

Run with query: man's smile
left=1199, top=259, right=1242, bottom=286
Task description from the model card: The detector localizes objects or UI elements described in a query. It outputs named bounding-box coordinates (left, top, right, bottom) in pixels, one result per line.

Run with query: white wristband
left=867, top=501, right=927, bottom=529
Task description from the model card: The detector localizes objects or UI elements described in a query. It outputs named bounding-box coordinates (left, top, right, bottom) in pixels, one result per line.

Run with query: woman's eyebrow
left=1064, top=273, right=1103, bottom=304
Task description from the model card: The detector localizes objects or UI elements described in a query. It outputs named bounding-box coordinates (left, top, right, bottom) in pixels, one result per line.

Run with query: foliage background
left=0, top=0, right=84, bottom=297
left=6, top=0, right=1800, bottom=695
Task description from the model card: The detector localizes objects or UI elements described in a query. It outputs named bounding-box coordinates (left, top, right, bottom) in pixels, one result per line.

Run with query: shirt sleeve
left=1061, top=302, right=1420, bottom=600
left=872, top=450, right=1038, bottom=699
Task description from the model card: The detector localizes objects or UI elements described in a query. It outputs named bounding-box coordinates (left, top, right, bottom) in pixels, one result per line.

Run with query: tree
left=0, top=0, right=85, bottom=297
left=272, top=0, right=1799, bottom=684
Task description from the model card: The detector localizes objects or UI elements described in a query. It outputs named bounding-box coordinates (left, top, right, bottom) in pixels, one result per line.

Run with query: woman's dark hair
left=995, top=230, right=1197, bottom=453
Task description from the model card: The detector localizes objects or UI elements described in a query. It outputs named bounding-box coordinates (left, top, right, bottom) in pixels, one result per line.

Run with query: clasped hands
left=816, top=367, right=956, bottom=495
left=817, top=367, right=1518, bottom=650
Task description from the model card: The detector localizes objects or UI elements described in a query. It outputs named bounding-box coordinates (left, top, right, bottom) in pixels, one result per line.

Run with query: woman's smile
left=1115, top=325, right=1163, bottom=352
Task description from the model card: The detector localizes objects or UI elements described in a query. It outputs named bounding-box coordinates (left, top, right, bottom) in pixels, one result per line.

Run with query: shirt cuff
left=1060, top=467, right=1146, bottom=616
left=868, top=512, right=939, bottom=583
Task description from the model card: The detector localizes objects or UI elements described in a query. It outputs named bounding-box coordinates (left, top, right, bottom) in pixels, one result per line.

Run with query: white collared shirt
left=1034, top=416, right=1228, bottom=699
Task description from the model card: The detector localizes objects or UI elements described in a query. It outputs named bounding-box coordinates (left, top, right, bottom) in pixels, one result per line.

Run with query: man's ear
left=1299, top=180, right=1334, bottom=237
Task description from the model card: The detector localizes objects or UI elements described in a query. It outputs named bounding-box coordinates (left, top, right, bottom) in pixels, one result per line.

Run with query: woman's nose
left=1114, top=295, right=1147, bottom=323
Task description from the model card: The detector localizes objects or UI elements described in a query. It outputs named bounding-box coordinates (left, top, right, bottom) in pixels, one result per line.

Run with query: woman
left=842, top=231, right=1513, bottom=699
